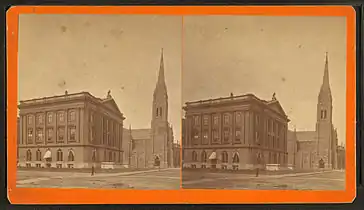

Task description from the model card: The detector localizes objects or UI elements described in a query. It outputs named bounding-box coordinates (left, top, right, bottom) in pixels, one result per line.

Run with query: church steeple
left=319, top=52, right=332, bottom=100
left=154, top=48, right=167, bottom=98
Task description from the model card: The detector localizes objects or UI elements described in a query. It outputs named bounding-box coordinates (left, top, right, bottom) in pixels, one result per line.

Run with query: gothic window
left=26, top=150, right=32, bottom=161
left=68, top=150, right=75, bottom=161
left=159, top=107, right=163, bottom=117
left=192, top=151, right=198, bottom=161
left=156, top=108, right=159, bottom=117
left=201, top=151, right=207, bottom=163
left=321, top=110, right=327, bottom=119
left=232, top=153, right=239, bottom=163
left=57, top=149, right=63, bottom=161
left=36, top=149, right=42, bottom=161
left=221, top=151, right=228, bottom=163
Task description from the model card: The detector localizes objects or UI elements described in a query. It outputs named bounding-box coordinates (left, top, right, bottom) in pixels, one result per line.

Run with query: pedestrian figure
left=256, top=153, right=262, bottom=177
left=319, top=158, right=325, bottom=172
left=91, top=165, right=95, bottom=176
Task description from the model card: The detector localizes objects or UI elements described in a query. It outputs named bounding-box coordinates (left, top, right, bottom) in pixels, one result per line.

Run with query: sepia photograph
left=181, top=15, right=347, bottom=190
left=16, top=14, right=182, bottom=190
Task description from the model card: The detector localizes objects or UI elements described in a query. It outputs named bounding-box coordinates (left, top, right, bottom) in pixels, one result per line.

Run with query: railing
left=19, top=92, right=100, bottom=106
left=185, top=94, right=259, bottom=106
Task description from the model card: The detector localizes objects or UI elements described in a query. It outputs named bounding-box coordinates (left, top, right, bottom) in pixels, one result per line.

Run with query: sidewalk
left=17, top=168, right=175, bottom=185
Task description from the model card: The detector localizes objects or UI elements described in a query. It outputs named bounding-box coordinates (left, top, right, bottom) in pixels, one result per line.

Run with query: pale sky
left=18, top=14, right=182, bottom=142
left=182, top=16, right=347, bottom=145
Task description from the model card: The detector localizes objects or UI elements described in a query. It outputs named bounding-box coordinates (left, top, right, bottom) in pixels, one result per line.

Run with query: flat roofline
left=184, top=93, right=269, bottom=106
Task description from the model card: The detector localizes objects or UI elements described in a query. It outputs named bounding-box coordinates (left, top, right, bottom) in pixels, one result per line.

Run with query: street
left=16, top=168, right=180, bottom=189
left=182, top=170, right=345, bottom=190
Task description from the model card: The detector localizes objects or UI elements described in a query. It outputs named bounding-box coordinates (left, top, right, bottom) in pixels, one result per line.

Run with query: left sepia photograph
left=16, top=14, right=182, bottom=189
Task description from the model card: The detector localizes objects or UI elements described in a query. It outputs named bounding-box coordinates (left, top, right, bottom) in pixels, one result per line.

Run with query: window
left=27, top=128, right=33, bottom=142
left=221, top=151, right=228, bottom=163
left=233, top=153, right=239, bottom=163
left=36, top=149, right=42, bottom=161
left=201, top=151, right=207, bottom=163
left=26, top=150, right=32, bottom=161
left=68, top=150, right=75, bottom=161
left=27, top=115, right=33, bottom=125
left=59, top=112, right=65, bottom=122
left=69, top=126, right=76, bottom=141
left=223, top=128, right=230, bottom=142
left=67, top=164, right=74, bottom=168
left=90, top=126, right=94, bottom=142
left=57, top=149, right=63, bottom=161
left=47, top=113, right=53, bottom=124
left=37, top=114, right=44, bottom=124
left=321, top=110, right=327, bottom=119
left=202, top=130, right=208, bottom=143
left=47, top=128, right=53, bottom=142
left=213, top=115, right=219, bottom=126
left=58, top=127, right=65, bottom=142
left=56, top=164, right=62, bottom=168
left=235, top=112, right=241, bottom=124
left=36, top=129, right=44, bottom=142
left=193, top=129, right=199, bottom=139
left=159, top=107, right=163, bottom=117
left=192, top=151, right=197, bottom=161
left=212, top=129, right=219, bottom=142
left=223, top=114, right=230, bottom=125
left=36, top=163, right=41, bottom=168
left=235, top=130, right=241, bottom=141
left=203, top=116, right=209, bottom=126
left=109, top=151, right=112, bottom=162
left=69, top=111, right=76, bottom=122
left=193, top=116, right=200, bottom=126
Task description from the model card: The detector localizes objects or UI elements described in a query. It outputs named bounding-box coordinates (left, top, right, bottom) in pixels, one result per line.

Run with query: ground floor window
left=67, top=164, right=74, bottom=168
left=201, top=165, right=206, bottom=169
left=26, top=163, right=31, bottom=167
left=56, top=164, right=62, bottom=168
left=36, top=163, right=41, bottom=168
left=232, top=165, right=239, bottom=170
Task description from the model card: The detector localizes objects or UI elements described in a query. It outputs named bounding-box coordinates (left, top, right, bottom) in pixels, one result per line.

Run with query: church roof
left=296, top=131, right=317, bottom=142
left=131, top=128, right=151, bottom=140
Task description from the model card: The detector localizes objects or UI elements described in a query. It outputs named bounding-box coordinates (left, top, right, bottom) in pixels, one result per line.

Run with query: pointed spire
left=320, top=52, right=331, bottom=93
left=157, top=48, right=166, bottom=87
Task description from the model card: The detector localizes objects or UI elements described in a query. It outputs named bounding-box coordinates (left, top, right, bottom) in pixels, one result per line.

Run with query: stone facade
left=18, top=91, right=125, bottom=168
left=292, top=53, right=341, bottom=170
left=122, top=49, right=175, bottom=169
left=182, top=93, right=290, bottom=170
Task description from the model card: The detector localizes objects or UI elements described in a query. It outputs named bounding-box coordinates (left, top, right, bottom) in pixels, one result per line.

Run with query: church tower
left=315, top=52, right=334, bottom=169
left=150, top=48, right=170, bottom=168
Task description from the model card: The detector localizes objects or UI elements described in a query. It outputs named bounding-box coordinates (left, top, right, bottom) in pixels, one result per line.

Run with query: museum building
left=182, top=93, right=290, bottom=170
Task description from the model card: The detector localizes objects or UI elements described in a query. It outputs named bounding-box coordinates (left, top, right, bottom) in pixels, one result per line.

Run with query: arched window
left=156, top=108, right=159, bottom=117
left=26, top=149, right=32, bottom=161
left=221, top=151, right=228, bottom=163
left=192, top=151, right=198, bottom=161
left=36, top=149, right=42, bottom=161
left=201, top=151, right=207, bottom=163
left=159, top=107, right=163, bottom=117
left=232, top=152, right=239, bottom=163
left=68, top=150, right=75, bottom=161
left=57, top=149, right=63, bottom=161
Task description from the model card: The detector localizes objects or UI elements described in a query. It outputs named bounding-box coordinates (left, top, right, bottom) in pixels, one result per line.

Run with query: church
left=122, top=49, right=175, bottom=169
left=289, top=53, right=343, bottom=170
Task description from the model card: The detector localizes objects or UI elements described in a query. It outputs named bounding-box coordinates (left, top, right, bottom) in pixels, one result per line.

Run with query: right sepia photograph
left=181, top=15, right=347, bottom=190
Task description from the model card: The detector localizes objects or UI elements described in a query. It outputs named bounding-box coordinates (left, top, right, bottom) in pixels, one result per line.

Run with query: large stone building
left=182, top=93, right=290, bottom=170
left=18, top=91, right=125, bottom=168
left=291, top=53, right=342, bottom=170
left=121, top=49, right=175, bottom=169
